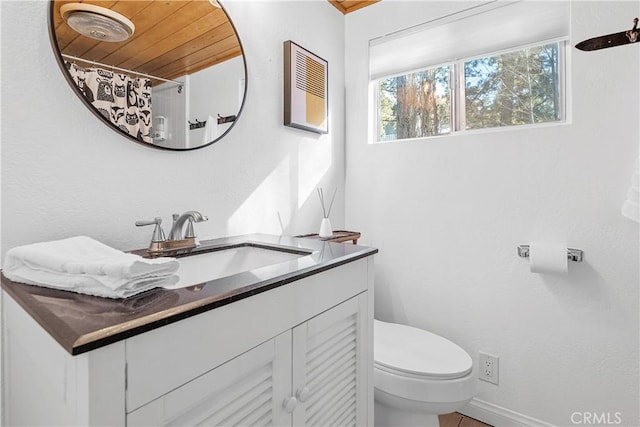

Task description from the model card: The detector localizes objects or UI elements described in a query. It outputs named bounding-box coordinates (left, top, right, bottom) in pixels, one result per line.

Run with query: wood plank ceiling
left=328, top=0, right=379, bottom=14
left=52, top=0, right=242, bottom=82
left=52, top=0, right=379, bottom=82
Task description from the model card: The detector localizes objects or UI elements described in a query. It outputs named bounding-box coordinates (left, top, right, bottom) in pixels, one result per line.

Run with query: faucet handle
left=135, top=217, right=166, bottom=243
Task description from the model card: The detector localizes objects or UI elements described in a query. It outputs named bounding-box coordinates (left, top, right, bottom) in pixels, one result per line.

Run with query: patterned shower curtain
left=66, top=62, right=153, bottom=144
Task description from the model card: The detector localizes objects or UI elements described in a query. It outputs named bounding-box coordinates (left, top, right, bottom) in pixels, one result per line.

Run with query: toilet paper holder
left=517, top=245, right=584, bottom=262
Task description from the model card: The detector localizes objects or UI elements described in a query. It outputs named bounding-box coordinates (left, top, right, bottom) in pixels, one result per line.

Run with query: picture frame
left=283, top=40, right=329, bottom=134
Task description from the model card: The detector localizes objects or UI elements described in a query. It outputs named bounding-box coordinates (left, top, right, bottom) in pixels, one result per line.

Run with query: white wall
left=345, top=1, right=639, bottom=425
left=188, top=56, right=244, bottom=147
left=0, top=0, right=346, bottom=259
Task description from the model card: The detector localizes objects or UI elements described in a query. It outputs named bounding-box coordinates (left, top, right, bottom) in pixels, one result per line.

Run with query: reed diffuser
left=317, top=187, right=336, bottom=238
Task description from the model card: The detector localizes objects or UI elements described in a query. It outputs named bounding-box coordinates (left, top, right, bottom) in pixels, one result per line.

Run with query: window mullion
left=454, top=62, right=466, bottom=132
left=449, top=65, right=456, bottom=133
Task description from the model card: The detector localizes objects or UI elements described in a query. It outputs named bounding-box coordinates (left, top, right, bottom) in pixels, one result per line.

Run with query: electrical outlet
left=479, top=352, right=499, bottom=385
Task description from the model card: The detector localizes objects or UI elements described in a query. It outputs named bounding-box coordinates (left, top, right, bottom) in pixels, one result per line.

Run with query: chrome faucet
left=169, top=210, right=208, bottom=241
left=136, top=210, right=208, bottom=257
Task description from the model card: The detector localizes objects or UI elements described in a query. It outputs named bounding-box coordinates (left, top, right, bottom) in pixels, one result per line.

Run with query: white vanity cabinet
left=291, top=294, right=368, bottom=426
left=128, top=294, right=367, bottom=426
left=127, top=330, right=294, bottom=426
left=2, top=254, right=374, bottom=427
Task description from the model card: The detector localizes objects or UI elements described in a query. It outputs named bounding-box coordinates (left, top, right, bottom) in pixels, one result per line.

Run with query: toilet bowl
left=374, top=319, right=476, bottom=427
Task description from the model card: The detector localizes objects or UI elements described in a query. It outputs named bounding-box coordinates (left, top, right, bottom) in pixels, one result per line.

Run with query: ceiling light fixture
left=60, top=3, right=135, bottom=42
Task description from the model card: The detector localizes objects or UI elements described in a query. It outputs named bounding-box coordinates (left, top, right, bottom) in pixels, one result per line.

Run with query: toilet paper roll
left=529, top=241, right=568, bottom=275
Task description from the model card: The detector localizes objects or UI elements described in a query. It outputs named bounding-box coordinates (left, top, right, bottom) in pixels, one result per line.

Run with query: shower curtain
left=66, top=62, right=153, bottom=144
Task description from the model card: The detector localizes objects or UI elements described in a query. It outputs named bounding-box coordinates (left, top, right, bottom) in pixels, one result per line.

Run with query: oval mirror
left=49, top=0, right=247, bottom=150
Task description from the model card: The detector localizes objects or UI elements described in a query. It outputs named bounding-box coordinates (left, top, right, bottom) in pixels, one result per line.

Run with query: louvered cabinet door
left=291, top=294, right=368, bottom=427
left=127, top=331, right=292, bottom=427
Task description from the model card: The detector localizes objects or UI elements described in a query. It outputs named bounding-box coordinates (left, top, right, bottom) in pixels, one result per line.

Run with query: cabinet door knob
left=296, top=387, right=311, bottom=403
left=283, top=396, right=298, bottom=413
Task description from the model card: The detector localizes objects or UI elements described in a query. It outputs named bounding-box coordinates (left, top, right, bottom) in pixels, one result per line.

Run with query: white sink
left=164, top=245, right=309, bottom=289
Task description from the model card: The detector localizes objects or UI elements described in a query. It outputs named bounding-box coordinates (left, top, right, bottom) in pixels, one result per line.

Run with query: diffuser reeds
left=317, top=187, right=337, bottom=219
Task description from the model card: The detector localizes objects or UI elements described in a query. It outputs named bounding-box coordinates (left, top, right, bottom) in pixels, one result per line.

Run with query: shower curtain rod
left=61, top=53, right=183, bottom=87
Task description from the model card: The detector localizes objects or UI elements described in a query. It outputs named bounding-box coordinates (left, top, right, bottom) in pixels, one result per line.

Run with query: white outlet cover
left=479, top=352, right=499, bottom=385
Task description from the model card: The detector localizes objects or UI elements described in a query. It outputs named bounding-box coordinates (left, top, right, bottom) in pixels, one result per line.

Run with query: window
left=369, top=1, right=569, bottom=143
left=463, top=43, right=563, bottom=130
left=373, top=41, right=565, bottom=143
left=376, top=66, right=451, bottom=141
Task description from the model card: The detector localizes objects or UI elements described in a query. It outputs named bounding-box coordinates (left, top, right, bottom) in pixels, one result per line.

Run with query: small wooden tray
left=296, top=230, right=361, bottom=244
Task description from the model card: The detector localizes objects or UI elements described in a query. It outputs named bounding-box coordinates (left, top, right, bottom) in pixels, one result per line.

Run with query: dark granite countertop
left=1, top=234, right=377, bottom=356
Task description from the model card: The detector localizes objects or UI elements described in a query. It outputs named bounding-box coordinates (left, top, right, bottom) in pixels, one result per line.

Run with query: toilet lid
left=374, top=320, right=473, bottom=379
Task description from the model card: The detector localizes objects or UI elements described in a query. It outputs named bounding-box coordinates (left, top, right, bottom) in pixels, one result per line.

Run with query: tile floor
left=439, top=412, right=493, bottom=427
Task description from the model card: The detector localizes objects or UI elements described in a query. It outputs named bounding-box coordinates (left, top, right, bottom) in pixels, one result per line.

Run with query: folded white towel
left=3, top=236, right=179, bottom=298
left=4, top=236, right=178, bottom=280
left=202, top=114, right=218, bottom=145
left=3, top=268, right=179, bottom=299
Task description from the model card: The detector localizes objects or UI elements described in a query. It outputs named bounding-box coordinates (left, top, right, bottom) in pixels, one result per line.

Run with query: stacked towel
left=202, top=114, right=218, bottom=145
left=2, top=236, right=179, bottom=299
left=622, top=157, right=640, bottom=223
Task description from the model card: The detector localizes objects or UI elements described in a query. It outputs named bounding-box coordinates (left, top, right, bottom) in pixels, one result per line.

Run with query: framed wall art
left=284, top=40, right=328, bottom=134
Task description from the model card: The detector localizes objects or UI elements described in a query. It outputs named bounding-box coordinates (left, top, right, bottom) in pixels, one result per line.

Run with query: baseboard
left=459, top=398, right=555, bottom=427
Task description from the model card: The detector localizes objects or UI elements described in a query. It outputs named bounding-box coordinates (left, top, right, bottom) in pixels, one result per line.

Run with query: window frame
left=371, top=38, right=569, bottom=144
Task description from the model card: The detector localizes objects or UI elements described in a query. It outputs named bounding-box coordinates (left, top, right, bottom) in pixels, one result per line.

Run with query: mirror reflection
left=50, top=0, right=247, bottom=150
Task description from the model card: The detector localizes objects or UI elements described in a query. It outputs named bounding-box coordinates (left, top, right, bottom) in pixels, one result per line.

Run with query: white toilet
left=374, top=319, right=477, bottom=427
